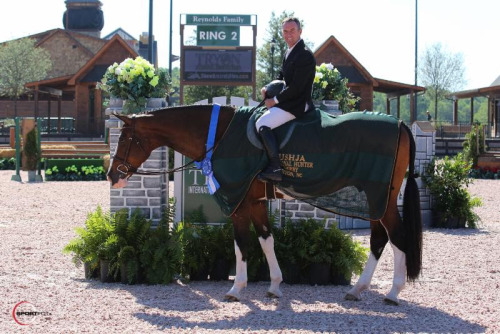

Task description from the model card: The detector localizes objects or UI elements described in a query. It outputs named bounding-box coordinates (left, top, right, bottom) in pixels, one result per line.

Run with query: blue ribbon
left=194, top=104, right=220, bottom=195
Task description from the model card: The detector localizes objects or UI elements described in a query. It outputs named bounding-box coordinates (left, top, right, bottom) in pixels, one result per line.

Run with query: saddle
left=211, top=106, right=401, bottom=220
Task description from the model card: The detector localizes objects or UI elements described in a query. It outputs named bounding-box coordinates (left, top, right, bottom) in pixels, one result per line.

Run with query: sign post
left=175, top=13, right=257, bottom=223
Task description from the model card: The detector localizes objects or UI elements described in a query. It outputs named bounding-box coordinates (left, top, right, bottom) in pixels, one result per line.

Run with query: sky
left=1, top=0, right=499, bottom=91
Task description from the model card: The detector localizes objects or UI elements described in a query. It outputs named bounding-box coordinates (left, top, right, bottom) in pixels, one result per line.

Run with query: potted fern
left=114, top=209, right=151, bottom=284
left=140, top=213, right=182, bottom=284
left=23, top=127, right=41, bottom=182
left=63, top=206, right=114, bottom=279
left=422, top=153, right=482, bottom=228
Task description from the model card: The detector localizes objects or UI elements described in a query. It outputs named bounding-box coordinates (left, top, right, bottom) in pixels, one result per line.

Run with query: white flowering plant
left=312, top=63, right=359, bottom=113
left=98, top=57, right=171, bottom=114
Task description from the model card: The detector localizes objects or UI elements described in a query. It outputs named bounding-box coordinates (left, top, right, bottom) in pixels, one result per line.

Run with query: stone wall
left=280, top=121, right=435, bottom=229
left=106, top=98, right=169, bottom=223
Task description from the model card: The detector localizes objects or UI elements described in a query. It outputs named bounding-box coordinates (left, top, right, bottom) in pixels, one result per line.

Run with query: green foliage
left=98, top=57, right=171, bottom=114
left=113, top=209, right=152, bottom=284
left=23, top=128, right=41, bottom=170
left=140, top=212, right=182, bottom=285
left=62, top=206, right=114, bottom=272
left=45, top=158, right=104, bottom=170
left=45, top=164, right=106, bottom=181
left=422, top=154, right=482, bottom=228
left=312, top=63, right=359, bottom=113
left=462, top=124, right=486, bottom=166
left=0, top=157, right=16, bottom=170
left=273, top=219, right=368, bottom=282
left=175, top=221, right=211, bottom=280
left=419, top=43, right=466, bottom=120
left=0, top=38, right=52, bottom=116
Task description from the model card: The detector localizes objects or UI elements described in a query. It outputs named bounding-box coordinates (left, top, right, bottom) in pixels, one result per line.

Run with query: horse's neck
left=142, top=105, right=235, bottom=160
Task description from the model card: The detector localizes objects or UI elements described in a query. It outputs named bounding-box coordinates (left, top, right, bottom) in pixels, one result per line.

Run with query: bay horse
left=107, top=105, right=422, bottom=305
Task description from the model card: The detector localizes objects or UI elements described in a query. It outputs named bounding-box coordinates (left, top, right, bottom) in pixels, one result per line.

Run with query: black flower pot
left=99, top=260, right=113, bottom=283
left=84, top=262, right=99, bottom=280
left=209, top=259, right=230, bottom=281
left=190, top=266, right=209, bottom=281
left=283, top=262, right=302, bottom=285
left=330, top=272, right=351, bottom=286
left=308, top=263, right=331, bottom=286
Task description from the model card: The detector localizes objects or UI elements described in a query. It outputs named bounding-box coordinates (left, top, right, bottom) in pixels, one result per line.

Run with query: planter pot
left=321, top=100, right=341, bottom=116
left=445, top=216, right=466, bottom=229
left=209, top=259, right=230, bottom=281
left=330, top=271, right=351, bottom=286
left=282, top=262, right=303, bottom=285
left=99, top=259, right=113, bottom=283
left=27, top=170, right=37, bottom=182
left=120, top=262, right=130, bottom=284
left=432, top=211, right=466, bottom=229
left=308, top=263, right=331, bottom=286
left=84, top=262, right=99, bottom=280
left=189, top=266, right=209, bottom=281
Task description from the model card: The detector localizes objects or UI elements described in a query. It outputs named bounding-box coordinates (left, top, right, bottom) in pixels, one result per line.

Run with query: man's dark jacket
left=275, top=39, right=316, bottom=118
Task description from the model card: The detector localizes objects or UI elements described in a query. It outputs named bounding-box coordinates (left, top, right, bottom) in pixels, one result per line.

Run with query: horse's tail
left=402, top=123, right=422, bottom=281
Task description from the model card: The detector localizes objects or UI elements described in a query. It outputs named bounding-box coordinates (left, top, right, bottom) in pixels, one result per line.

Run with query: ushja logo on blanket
left=279, top=153, right=314, bottom=178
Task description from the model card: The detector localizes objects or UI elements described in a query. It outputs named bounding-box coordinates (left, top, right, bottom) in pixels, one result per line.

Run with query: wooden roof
left=314, top=35, right=425, bottom=96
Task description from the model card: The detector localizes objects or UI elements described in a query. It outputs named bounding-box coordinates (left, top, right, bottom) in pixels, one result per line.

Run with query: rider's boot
left=258, top=126, right=282, bottom=182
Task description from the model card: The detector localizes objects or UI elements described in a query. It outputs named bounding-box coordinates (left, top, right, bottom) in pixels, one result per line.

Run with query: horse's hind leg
left=225, top=212, right=251, bottom=302
left=346, top=220, right=388, bottom=301
left=251, top=200, right=283, bottom=298
left=381, top=203, right=407, bottom=306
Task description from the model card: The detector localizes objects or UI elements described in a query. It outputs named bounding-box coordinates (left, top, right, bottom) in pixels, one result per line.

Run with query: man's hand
left=264, top=98, right=276, bottom=109
left=260, top=87, right=267, bottom=99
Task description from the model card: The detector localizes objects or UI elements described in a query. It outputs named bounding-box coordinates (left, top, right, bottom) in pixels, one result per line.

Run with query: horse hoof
left=224, top=294, right=240, bottom=302
left=266, top=290, right=282, bottom=299
left=344, top=293, right=360, bottom=301
left=383, top=297, right=399, bottom=306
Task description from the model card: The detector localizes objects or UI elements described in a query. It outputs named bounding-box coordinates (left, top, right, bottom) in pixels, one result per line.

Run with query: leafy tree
left=0, top=38, right=52, bottom=117
left=419, top=43, right=466, bottom=120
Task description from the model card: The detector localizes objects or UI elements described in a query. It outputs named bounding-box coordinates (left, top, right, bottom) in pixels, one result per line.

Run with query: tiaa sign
left=197, top=26, right=240, bottom=46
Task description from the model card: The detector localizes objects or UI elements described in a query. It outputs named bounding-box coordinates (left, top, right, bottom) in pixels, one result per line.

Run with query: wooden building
left=449, top=76, right=500, bottom=137
left=314, top=36, right=425, bottom=122
left=0, top=0, right=138, bottom=135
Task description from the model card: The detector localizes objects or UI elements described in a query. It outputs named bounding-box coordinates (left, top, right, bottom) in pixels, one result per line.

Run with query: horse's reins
left=113, top=116, right=211, bottom=178
left=113, top=100, right=265, bottom=179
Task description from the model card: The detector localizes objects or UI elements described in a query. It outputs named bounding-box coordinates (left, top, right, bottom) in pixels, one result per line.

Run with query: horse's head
left=107, top=113, right=153, bottom=188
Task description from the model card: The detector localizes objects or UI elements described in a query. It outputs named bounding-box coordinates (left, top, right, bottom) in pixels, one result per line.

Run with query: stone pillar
left=105, top=98, right=169, bottom=224
left=409, top=121, right=435, bottom=227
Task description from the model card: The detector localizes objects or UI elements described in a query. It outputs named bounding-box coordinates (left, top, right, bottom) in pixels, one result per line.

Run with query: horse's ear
left=112, top=112, right=131, bottom=124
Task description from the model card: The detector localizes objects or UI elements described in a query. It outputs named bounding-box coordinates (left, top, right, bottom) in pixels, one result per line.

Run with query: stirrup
left=258, top=167, right=282, bottom=182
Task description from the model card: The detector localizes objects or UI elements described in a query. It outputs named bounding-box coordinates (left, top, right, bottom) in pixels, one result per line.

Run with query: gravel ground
left=0, top=170, right=499, bottom=333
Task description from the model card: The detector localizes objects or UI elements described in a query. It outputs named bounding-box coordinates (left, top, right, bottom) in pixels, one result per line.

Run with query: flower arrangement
left=312, top=63, right=359, bottom=113
left=98, top=57, right=171, bottom=114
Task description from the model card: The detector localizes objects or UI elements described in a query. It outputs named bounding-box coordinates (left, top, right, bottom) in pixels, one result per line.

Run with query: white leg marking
left=346, top=251, right=379, bottom=300
left=258, top=235, right=283, bottom=298
left=384, top=243, right=406, bottom=305
left=225, top=241, right=247, bottom=301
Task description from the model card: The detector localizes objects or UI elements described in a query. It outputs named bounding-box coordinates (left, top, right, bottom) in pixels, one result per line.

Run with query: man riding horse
left=257, top=17, right=316, bottom=182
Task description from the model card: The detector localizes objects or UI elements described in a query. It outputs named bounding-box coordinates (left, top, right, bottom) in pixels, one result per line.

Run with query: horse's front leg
left=251, top=200, right=283, bottom=298
left=225, top=212, right=250, bottom=302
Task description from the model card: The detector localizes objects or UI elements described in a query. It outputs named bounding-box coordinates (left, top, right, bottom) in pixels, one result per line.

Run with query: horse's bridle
left=111, top=117, right=207, bottom=178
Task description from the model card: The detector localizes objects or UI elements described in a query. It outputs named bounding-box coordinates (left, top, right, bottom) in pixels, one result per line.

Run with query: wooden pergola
left=449, top=78, right=500, bottom=137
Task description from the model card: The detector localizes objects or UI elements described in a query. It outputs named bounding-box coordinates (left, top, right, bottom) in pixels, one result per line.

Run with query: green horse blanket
left=211, top=107, right=401, bottom=220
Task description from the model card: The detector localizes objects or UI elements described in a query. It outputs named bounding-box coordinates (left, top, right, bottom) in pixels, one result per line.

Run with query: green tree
left=419, top=43, right=466, bottom=121
left=0, top=38, right=52, bottom=117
